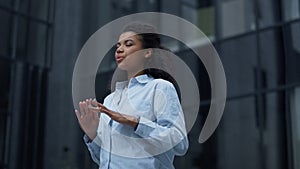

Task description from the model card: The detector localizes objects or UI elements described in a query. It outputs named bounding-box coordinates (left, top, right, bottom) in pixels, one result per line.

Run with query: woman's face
left=115, top=31, right=147, bottom=72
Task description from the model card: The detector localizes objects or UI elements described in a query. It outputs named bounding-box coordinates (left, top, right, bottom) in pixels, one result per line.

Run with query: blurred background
left=0, top=0, right=300, bottom=169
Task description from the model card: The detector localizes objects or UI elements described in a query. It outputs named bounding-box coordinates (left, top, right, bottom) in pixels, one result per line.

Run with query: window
left=217, top=97, right=260, bottom=169
left=259, top=29, right=285, bottom=88
left=0, top=59, right=11, bottom=168
left=285, top=22, right=300, bottom=84
left=220, top=0, right=256, bottom=38
left=0, top=10, right=12, bottom=58
left=0, top=0, right=54, bottom=168
left=218, top=34, right=257, bottom=96
left=17, top=18, right=49, bottom=67
left=181, top=0, right=215, bottom=38
left=257, top=0, right=281, bottom=28
left=290, top=87, right=300, bottom=169
left=282, top=0, right=300, bottom=21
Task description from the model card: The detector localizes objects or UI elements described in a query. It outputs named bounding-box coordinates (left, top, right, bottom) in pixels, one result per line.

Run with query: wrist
left=133, top=116, right=140, bottom=130
left=86, top=132, right=97, bottom=141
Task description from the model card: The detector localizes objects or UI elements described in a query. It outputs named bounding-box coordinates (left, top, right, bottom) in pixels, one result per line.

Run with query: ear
left=144, top=49, right=152, bottom=59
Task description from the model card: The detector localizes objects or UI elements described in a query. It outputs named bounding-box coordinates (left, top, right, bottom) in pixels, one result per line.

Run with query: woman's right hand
left=75, top=99, right=99, bottom=140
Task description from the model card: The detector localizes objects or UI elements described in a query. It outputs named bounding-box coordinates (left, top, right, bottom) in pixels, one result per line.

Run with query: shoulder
left=150, top=78, right=175, bottom=90
left=103, top=92, right=115, bottom=105
left=148, top=79, right=178, bottom=97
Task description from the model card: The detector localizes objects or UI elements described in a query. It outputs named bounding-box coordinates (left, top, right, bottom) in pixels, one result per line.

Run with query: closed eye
left=116, top=39, right=134, bottom=48
left=125, top=40, right=134, bottom=46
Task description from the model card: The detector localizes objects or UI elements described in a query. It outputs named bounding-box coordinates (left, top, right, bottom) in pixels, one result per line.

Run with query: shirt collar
left=115, top=74, right=153, bottom=90
left=133, top=74, right=153, bottom=84
left=115, top=80, right=128, bottom=90
left=129, top=74, right=154, bottom=88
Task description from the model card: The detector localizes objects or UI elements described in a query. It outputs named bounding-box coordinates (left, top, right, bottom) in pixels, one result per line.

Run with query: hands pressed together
left=75, top=99, right=139, bottom=140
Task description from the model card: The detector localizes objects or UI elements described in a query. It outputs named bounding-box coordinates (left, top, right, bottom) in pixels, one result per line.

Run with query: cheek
left=126, top=47, right=140, bottom=56
left=127, top=53, right=146, bottom=65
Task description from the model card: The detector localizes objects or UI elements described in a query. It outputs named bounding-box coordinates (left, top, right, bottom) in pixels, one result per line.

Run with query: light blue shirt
left=84, top=74, right=189, bottom=169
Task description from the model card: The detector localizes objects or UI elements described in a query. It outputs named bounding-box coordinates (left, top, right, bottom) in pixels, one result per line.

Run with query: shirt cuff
left=83, top=134, right=101, bottom=146
left=134, top=116, right=155, bottom=138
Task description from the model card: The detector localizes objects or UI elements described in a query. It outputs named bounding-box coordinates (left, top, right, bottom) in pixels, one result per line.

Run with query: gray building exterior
left=0, top=0, right=300, bottom=169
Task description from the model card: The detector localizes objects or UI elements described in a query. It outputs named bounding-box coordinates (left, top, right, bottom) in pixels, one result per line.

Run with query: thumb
left=91, top=98, right=99, bottom=107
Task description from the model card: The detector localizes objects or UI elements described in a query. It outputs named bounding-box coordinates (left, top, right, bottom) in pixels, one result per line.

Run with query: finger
left=94, top=102, right=106, bottom=113
left=97, top=102, right=106, bottom=108
left=74, top=109, right=81, bottom=119
left=91, top=99, right=98, bottom=107
left=83, top=101, right=89, bottom=115
left=86, top=99, right=92, bottom=112
left=87, top=98, right=93, bottom=106
left=79, top=102, right=85, bottom=116
left=88, top=105, right=100, bottom=112
left=90, top=99, right=100, bottom=114
left=92, top=109, right=100, bottom=119
left=97, top=103, right=110, bottom=112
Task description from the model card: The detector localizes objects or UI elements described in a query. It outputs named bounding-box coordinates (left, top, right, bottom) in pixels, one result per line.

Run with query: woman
left=75, top=22, right=188, bottom=169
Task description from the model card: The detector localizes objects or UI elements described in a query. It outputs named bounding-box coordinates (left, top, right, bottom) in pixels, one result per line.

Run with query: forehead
left=118, top=31, right=140, bottom=42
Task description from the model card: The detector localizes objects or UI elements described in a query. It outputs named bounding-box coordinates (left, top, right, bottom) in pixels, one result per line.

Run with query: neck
left=127, top=70, right=145, bottom=80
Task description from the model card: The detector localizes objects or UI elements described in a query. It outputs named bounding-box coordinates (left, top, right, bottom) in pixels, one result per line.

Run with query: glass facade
left=0, top=0, right=54, bottom=169
left=0, top=0, right=300, bottom=169
left=283, top=0, right=300, bottom=21
left=289, top=87, right=300, bottom=169
left=219, top=0, right=256, bottom=38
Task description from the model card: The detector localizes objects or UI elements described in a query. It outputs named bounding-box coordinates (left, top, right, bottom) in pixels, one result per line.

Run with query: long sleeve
left=83, top=134, right=102, bottom=165
left=134, top=80, right=189, bottom=155
left=81, top=75, right=189, bottom=168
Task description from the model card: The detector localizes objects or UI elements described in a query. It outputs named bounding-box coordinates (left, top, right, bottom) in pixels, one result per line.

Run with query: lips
left=116, top=55, right=125, bottom=63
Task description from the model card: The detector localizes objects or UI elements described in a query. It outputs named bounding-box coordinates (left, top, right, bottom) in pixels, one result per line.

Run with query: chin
left=117, top=63, right=128, bottom=71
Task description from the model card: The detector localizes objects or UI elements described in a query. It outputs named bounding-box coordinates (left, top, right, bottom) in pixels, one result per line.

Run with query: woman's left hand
left=90, top=101, right=139, bottom=128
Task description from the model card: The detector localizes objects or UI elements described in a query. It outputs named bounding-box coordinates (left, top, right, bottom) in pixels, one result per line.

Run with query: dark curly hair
left=120, top=22, right=180, bottom=98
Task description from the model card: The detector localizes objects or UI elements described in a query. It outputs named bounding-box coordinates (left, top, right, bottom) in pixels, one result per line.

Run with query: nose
left=116, top=45, right=124, bottom=54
